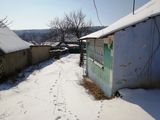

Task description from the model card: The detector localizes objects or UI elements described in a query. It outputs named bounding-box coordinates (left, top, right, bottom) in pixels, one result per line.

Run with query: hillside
left=14, top=26, right=105, bottom=44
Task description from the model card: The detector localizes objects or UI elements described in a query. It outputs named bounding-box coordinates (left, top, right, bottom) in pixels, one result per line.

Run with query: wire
left=92, top=0, right=103, bottom=26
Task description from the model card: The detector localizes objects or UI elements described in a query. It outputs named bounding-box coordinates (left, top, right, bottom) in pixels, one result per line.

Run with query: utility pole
left=133, top=0, right=136, bottom=15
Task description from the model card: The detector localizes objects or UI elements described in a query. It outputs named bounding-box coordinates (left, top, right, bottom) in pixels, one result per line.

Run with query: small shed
left=80, top=0, right=160, bottom=97
left=0, top=26, right=31, bottom=80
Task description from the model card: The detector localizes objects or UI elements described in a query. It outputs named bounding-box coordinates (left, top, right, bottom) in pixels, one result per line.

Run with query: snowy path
left=0, top=54, right=160, bottom=120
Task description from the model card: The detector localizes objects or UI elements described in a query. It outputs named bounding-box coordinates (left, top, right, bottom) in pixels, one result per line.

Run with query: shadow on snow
left=0, top=58, right=55, bottom=91
left=120, top=89, right=160, bottom=120
left=0, top=53, right=75, bottom=91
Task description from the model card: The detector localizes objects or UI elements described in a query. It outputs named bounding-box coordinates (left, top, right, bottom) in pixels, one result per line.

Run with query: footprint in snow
left=17, top=101, right=23, bottom=104
left=96, top=101, right=103, bottom=120
left=53, top=95, right=56, bottom=98
left=24, top=111, right=27, bottom=114
left=55, top=116, right=61, bottom=120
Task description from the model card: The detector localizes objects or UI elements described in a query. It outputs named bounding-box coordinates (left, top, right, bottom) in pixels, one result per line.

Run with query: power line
left=92, top=0, right=103, bottom=26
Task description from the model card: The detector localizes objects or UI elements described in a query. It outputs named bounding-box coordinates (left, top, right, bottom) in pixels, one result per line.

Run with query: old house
left=80, top=0, right=160, bottom=97
left=0, top=26, right=31, bottom=80
left=0, top=25, right=52, bottom=81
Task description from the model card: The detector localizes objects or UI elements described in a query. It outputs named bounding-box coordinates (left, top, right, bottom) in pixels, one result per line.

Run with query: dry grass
left=81, top=77, right=109, bottom=100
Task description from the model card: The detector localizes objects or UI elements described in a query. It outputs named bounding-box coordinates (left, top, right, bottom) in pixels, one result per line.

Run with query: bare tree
left=50, top=17, right=69, bottom=44
left=65, top=10, right=92, bottom=39
left=49, top=10, right=91, bottom=66
left=49, top=10, right=91, bottom=44
left=0, top=17, right=12, bottom=28
left=65, top=10, right=92, bottom=66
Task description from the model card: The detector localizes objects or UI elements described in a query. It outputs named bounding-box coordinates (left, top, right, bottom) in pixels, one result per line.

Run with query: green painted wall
left=86, top=42, right=113, bottom=97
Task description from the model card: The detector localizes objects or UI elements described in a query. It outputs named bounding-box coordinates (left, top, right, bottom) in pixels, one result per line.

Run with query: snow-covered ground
left=0, top=54, right=160, bottom=120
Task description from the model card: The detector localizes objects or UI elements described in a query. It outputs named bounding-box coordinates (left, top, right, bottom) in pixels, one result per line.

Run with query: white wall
left=113, top=15, right=160, bottom=92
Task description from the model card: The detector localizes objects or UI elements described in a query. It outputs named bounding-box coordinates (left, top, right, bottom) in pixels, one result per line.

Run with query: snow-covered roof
left=0, top=27, right=31, bottom=54
left=80, top=0, right=160, bottom=40
left=67, top=44, right=79, bottom=47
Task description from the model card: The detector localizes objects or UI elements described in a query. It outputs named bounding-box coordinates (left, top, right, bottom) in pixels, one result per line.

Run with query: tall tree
left=50, top=17, right=69, bottom=44
left=50, top=10, right=91, bottom=43
left=50, top=10, right=91, bottom=66
left=65, top=10, right=92, bottom=39
left=65, top=10, right=91, bottom=66
left=0, top=17, right=11, bottom=28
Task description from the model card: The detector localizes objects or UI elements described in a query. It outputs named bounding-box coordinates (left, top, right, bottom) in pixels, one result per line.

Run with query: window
left=88, top=39, right=104, bottom=65
left=94, top=39, right=104, bottom=64
left=88, top=39, right=94, bottom=59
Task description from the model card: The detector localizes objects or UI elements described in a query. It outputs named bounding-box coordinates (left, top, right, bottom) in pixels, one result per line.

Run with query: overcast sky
left=0, top=0, right=149, bottom=30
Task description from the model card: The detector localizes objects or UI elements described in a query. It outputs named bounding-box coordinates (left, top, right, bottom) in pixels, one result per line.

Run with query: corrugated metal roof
left=0, top=27, right=31, bottom=54
left=80, top=0, right=160, bottom=40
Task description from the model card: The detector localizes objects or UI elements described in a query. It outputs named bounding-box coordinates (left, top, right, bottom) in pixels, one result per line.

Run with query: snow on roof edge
left=100, top=13, right=160, bottom=39
left=0, top=27, right=32, bottom=54
left=80, top=0, right=160, bottom=40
